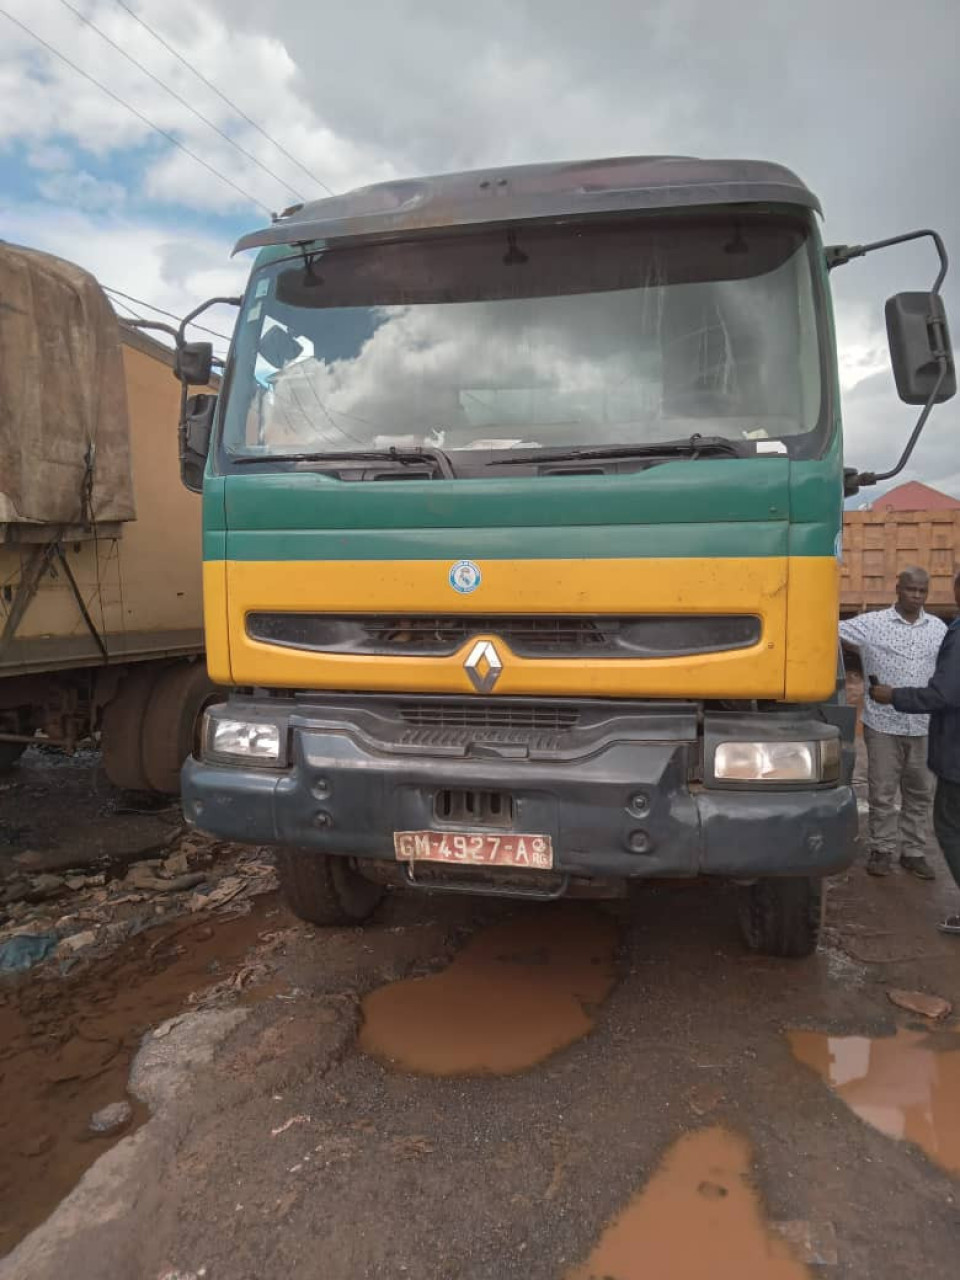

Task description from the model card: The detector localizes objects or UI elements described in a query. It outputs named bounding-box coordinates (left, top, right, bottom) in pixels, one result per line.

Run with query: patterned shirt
left=839, top=607, right=947, bottom=736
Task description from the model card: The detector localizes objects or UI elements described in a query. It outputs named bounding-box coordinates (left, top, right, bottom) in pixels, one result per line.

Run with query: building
left=871, top=481, right=960, bottom=512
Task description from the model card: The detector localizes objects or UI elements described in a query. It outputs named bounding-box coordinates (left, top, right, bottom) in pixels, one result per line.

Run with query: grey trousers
left=863, top=724, right=934, bottom=859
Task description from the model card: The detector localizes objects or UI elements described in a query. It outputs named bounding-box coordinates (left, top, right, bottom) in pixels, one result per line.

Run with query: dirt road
left=2, top=749, right=959, bottom=1279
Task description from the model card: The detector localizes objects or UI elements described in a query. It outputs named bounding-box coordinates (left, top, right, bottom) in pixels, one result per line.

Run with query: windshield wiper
left=487, top=435, right=745, bottom=467
left=234, top=446, right=456, bottom=478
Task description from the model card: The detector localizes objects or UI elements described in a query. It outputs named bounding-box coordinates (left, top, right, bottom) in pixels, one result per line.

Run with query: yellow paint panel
left=221, top=556, right=805, bottom=699
left=784, top=556, right=840, bottom=701
left=203, top=560, right=232, bottom=684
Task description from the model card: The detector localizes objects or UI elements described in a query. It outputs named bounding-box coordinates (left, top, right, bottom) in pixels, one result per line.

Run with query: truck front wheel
left=736, top=877, right=824, bottom=958
left=276, top=849, right=384, bottom=927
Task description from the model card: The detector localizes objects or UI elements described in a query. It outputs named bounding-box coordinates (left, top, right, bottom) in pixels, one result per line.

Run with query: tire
left=276, top=849, right=384, bottom=927
left=101, top=664, right=162, bottom=791
left=736, top=876, right=824, bottom=958
left=0, top=740, right=27, bottom=771
left=141, top=661, right=220, bottom=795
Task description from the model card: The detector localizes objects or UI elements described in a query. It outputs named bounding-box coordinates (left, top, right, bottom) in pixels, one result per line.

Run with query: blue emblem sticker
left=449, top=560, right=482, bottom=594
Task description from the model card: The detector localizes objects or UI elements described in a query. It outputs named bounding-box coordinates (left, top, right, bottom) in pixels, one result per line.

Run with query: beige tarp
left=0, top=242, right=135, bottom=526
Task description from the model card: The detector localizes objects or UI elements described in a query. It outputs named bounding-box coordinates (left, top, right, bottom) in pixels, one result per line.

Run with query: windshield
left=221, top=215, right=825, bottom=462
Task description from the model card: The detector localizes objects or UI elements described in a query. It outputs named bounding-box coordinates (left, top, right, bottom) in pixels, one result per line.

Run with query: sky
left=1, top=0, right=959, bottom=496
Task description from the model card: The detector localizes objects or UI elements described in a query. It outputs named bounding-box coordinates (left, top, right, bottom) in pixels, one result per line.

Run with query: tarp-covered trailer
left=0, top=242, right=218, bottom=791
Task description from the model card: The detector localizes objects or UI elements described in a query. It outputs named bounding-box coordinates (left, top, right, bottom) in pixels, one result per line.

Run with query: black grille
left=435, top=788, right=514, bottom=827
left=398, top=701, right=579, bottom=732
left=247, top=612, right=760, bottom=658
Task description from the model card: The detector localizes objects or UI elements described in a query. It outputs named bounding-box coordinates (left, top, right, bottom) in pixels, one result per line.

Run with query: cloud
left=0, top=199, right=247, bottom=354
left=1, top=0, right=958, bottom=490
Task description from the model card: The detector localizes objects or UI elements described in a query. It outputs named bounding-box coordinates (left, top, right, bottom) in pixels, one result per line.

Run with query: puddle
left=358, top=904, right=617, bottom=1075
left=789, top=1027, right=960, bottom=1175
left=566, top=1127, right=810, bottom=1279
left=0, top=894, right=286, bottom=1256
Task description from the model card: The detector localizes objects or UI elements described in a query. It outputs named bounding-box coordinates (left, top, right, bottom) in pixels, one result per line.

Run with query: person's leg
left=933, top=779, right=960, bottom=933
left=900, top=734, right=936, bottom=878
left=864, top=725, right=901, bottom=875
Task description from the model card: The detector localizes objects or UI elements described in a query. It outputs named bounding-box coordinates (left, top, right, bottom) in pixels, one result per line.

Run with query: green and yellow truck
left=177, top=156, right=955, bottom=955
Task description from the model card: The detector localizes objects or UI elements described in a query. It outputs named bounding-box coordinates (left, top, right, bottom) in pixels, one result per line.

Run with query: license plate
left=394, top=831, right=554, bottom=870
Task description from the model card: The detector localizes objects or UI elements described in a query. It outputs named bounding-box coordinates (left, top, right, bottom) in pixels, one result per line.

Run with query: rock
left=89, top=1100, right=133, bottom=1135
left=56, top=930, right=98, bottom=956
left=886, top=988, right=953, bottom=1021
left=27, top=873, right=66, bottom=902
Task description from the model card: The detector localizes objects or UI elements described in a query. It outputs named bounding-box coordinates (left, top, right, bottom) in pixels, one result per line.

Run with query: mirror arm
left=825, top=228, right=948, bottom=294
left=857, top=358, right=948, bottom=487
left=827, top=229, right=951, bottom=489
left=176, top=295, right=243, bottom=348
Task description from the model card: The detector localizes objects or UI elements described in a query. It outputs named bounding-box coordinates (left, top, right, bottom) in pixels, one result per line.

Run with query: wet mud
left=790, top=1026, right=960, bottom=1175
left=358, top=904, right=617, bottom=1075
left=0, top=894, right=284, bottom=1256
left=565, top=1126, right=810, bottom=1280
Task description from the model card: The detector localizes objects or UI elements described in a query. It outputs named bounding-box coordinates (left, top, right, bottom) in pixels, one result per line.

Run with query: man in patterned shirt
left=839, top=567, right=946, bottom=878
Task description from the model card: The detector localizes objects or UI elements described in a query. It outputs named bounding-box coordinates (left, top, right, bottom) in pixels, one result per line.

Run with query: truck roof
left=234, top=155, right=821, bottom=256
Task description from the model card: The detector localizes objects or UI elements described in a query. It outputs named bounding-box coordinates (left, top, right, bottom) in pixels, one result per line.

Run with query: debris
left=886, top=988, right=953, bottom=1021
left=89, top=1100, right=133, bottom=1134
left=772, top=1219, right=839, bottom=1266
left=0, top=931, right=57, bottom=973
left=390, top=1135, right=435, bottom=1159
left=189, top=876, right=249, bottom=912
left=161, top=849, right=191, bottom=878
left=19, top=1133, right=54, bottom=1158
left=688, top=1082, right=725, bottom=1117
left=126, top=862, right=206, bottom=894
left=272, top=1115, right=311, bottom=1136
left=56, top=929, right=97, bottom=956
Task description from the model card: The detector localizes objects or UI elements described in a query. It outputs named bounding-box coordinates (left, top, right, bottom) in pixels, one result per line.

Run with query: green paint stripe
left=218, top=522, right=797, bottom=562
left=218, top=458, right=793, bottom=533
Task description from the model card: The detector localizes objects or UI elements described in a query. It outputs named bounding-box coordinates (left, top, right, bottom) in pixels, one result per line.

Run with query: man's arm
left=838, top=614, right=869, bottom=651
left=886, top=627, right=960, bottom=714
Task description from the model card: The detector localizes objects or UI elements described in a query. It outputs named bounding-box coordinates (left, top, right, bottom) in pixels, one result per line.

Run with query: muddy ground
left=1, top=744, right=959, bottom=1279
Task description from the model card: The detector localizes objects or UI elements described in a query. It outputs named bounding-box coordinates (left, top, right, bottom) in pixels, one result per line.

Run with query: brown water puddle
left=789, top=1027, right=960, bottom=1175
left=0, top=894, right=287, bottom=1256
left=566, top=1127, right=810, bottom=1280
left=358, top=904, right=617, bottom=1075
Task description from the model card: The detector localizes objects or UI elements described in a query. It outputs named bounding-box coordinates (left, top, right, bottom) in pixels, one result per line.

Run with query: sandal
left=937, top=915, right=960, bottom=935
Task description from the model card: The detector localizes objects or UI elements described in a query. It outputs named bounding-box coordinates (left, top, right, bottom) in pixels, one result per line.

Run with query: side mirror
left=885, top=293, right=956, bottom=405
left=179, top=393, right=216, bottom=494
left=175, top=341, right=214, bottom=386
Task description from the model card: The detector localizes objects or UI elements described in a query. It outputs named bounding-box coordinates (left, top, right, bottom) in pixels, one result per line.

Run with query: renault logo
left=464, top=639, right=503, bottom=693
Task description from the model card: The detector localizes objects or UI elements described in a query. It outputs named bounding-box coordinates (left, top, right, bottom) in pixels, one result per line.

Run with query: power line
left=56, top=0, right=305, bottom=202
left=1, top=7, right=273, bottom=215
left=102, top=285, right=235, bottom=343
left=112, top=0, right=333, bottom=196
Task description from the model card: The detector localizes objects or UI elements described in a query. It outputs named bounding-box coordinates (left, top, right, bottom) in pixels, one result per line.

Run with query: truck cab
left=178, top=155, right=955, bottom=955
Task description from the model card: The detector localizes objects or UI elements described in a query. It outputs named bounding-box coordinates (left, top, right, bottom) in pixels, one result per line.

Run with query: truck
left=0, top=243, right=218, bottom=792
left=173, top=156, right=956, bottom=955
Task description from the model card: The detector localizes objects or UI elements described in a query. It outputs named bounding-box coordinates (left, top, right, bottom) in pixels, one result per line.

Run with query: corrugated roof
left=234, top=155, right=821, bottom=255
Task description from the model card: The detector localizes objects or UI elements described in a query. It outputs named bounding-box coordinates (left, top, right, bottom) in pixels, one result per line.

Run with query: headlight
left=714, top=738, right=840, bottom=783
left=204, top=715, right=281, bottom=763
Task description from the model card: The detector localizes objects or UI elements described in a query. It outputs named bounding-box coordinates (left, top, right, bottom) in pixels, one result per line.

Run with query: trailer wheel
left=276, top=849, right=384, bottom=927
left=736, top=876, right=824, bottom=958
left=101, top=665, right=161, bottom=792
left=141, top=662, right=220, bottom=795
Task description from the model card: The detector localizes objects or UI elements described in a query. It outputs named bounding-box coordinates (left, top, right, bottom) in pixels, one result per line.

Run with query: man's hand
left=871, top=683, right=894, bottom=704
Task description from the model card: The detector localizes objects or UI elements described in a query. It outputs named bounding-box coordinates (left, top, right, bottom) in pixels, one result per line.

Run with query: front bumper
left=183, top=694, right=857, bottom=880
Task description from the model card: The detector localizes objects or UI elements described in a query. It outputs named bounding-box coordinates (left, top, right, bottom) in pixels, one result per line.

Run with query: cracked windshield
left=223, top=218, right=823, bottom=460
